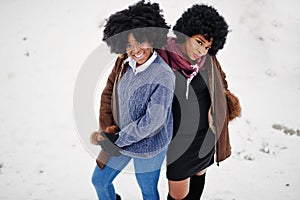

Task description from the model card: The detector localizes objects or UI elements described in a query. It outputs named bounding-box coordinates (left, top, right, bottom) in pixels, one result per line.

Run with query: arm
left=115, top=74, right=175, bottom=147
left=90, top=54, right=125, bottom=145
left=211, top=55, right=241, bottom=121
left=99, top=56, right=123, bottom=131
left=211, top=55, right=228, bottom=90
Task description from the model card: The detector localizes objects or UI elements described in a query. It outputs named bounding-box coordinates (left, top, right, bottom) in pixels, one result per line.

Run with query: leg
left=134, top=150, right=167, bottom=200
left=187, top=169, right=206, bottom=200
left=168, top=167, right=207, bottom=200
left=168, top=178, right=189, bottom=200
left=91, top=154, right=130, bottom=200
left=167, top=193, right=189, bottom=200
left=135, top=169, right=161, bottom=200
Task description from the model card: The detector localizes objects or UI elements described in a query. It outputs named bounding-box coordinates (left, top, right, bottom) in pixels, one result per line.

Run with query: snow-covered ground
left=0, top=0, right=299, bottom=199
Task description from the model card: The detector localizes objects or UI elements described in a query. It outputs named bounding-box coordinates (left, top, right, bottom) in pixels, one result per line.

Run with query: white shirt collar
left=125, top=51, right=157, bottom=75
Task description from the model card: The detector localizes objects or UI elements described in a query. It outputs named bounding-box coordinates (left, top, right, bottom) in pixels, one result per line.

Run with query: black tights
left=187, top=173, right=206, bottom=199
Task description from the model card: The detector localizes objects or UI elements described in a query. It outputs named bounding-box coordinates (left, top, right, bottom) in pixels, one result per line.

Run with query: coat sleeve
left=211, top=56, right=228, bottom=90
left=211, top=55, right=241, bottom=121
left=210, top=55, right=232, bottom=162
left=99, top=55, right=124, bottom=132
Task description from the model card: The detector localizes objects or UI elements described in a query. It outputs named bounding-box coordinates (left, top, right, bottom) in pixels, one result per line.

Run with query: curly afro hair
left=102, top=0, right=170, bottom=54
left=173, top=4, right=229, bottom=55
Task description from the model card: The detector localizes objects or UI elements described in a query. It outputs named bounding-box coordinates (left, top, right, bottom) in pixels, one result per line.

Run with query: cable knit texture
left=115, top=55, right=175, bottom=158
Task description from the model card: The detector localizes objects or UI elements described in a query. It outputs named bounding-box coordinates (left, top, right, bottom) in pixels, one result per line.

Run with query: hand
left=90, top=131, right=105, bottom=145
left=99, top=132, right=121, bottom=156
left=104, top=125, right=119, bottom=134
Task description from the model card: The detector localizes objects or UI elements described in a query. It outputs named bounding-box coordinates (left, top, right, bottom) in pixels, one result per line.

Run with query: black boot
left=116, top=194, right=121, bottom=200
left=187, top=173, right=206, bottom=200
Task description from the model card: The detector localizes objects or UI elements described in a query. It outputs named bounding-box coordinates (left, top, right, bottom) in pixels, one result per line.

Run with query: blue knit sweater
left=115, top=55, right=175, bottom=158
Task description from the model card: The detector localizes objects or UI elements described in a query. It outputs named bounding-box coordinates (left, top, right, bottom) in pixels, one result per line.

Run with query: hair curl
left=102, top=0, right=170, bottom=54
left=173, top=4, right=229, bottom=55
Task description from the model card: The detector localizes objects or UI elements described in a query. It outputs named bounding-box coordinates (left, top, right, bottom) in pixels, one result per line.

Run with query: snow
left=0, top=0, right=299, bottom=199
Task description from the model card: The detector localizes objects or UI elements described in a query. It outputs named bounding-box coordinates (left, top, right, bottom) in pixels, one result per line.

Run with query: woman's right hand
left=90, top=131, right=105, bottom=145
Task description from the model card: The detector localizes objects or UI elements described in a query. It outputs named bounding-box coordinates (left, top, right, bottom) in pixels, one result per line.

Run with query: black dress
left=167, top=70, right=215, bottom=181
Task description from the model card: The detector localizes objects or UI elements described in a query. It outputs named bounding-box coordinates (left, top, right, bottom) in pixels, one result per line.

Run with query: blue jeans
left=92, top=150, right=166, bottom=200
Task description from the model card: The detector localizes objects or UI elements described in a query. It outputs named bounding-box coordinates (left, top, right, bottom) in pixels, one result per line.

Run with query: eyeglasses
left=126, top=40, right=151, bottom=50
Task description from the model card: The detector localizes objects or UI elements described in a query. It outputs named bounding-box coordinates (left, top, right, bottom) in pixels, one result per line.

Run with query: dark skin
left=178, top=34, right=213, bottom=63
left=169, top=34, right=214, bottom=200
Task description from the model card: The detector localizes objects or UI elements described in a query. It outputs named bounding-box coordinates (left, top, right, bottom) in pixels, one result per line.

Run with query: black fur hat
left=103, top=0, right=170, bottom=54
left=173, top=4, right=229, bottom=55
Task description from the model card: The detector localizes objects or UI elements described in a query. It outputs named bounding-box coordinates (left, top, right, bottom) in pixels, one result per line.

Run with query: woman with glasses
left=90, top=1, right=175, bottom=200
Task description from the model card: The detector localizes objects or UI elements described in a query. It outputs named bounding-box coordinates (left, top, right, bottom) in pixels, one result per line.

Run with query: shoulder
left=148, top=56, right=175, bottom=90
left=152, top=54, right=174, bottom=76
left=112, top=54, right=127, bottom=70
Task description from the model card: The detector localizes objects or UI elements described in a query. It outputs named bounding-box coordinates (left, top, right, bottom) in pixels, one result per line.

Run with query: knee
left=168, top=179, right=189, bottom=200
left=138, top=179, right=158, bottom=197
left=91, top=170, right=100, bottom=187
left=140, top=184, right=158, bottom=196
left=91, top=167, right=107, bottom=188
left=136, top=170, right=160, bottom=192
left=168, top=192, right=188, bottom=200
left=195, top=169, right=206, bottom=176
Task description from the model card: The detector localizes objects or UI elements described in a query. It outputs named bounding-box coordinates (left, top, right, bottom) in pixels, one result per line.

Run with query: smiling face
left=126, top=33, right=153, bottom=66
left=180, top=34, right=213, bottom=62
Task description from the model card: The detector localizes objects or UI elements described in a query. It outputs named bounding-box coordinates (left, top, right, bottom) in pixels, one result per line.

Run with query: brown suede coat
left=210, top=56, right=241, bottom=162
left=97, top=53, right=240, bottom=165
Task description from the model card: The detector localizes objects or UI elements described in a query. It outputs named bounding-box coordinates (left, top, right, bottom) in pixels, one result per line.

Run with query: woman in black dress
left=158, top=4, right=240, bottom=200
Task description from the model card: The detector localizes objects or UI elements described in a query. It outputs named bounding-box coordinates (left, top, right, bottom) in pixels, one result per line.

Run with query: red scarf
left=158, top=37, right=206, bottom=79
